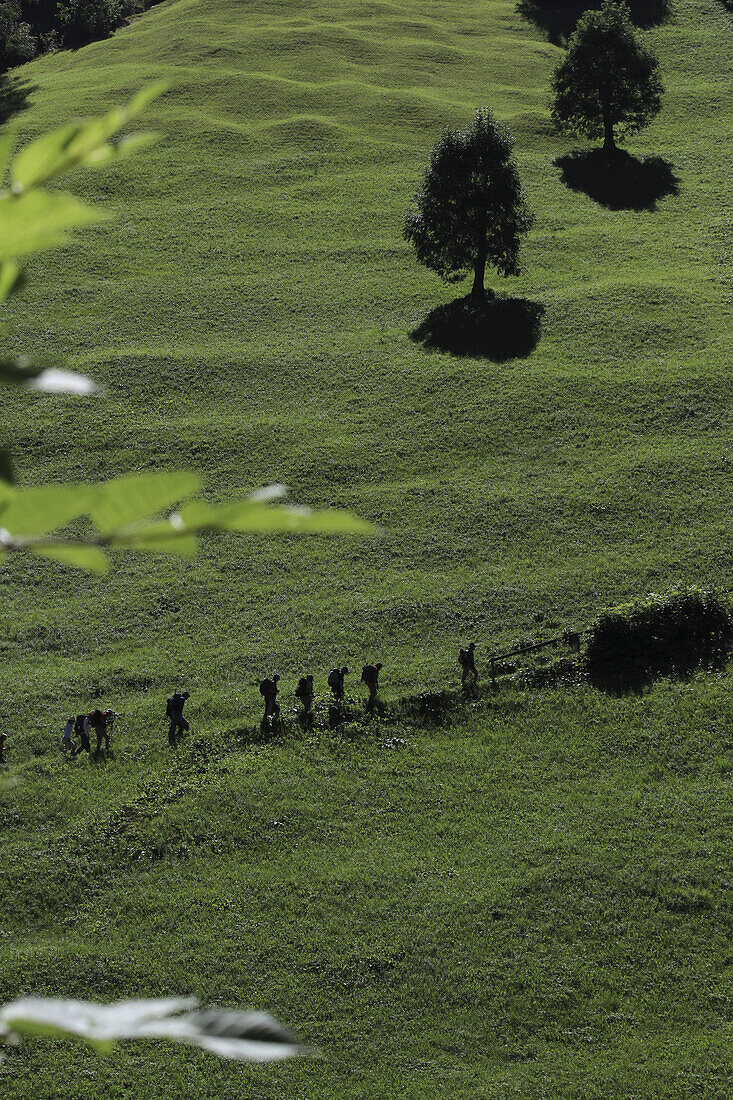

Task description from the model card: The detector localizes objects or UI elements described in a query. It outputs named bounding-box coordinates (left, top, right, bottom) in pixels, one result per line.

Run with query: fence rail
left=488, top=629, right=585, bottom=686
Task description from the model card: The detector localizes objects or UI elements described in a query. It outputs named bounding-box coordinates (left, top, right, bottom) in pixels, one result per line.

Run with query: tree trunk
left=602, top=105, right=616, bottom=155
left=471, top=251, right=487, bottom=303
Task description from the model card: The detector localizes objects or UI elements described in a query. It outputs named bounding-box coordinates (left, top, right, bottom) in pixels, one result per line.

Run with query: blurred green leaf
left=10, top=82, right=168, bottom=192
left=0, top=190, right=104, bottom=262
left=0, top=449, right=14, bottom=484
left=178, top=499, right=373, bottom=534
left=0, top=479, right=15, bottom=509
left=0, top=85, right=372, bottom=578
left=0, top=357, right=42, bottom=384
left=111, top=522, right=198, bottom=557
left=84, top=132, right=160, bottom=169
left=11, top=123, right=85, bottom=192
left=0, top=261, right=23, bottom=302
left=0, top=132, right=15, bottom=184
left=31, top=544, right=109, bottom=574
left=89, top=471, right=202, bottom=536
left=0, top=483, right=92, bottom=537
left=128, top=81, right=170, bottom=116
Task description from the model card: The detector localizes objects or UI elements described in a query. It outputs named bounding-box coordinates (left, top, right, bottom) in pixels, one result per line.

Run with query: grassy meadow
left=0, top=0, right=732, bottom=1095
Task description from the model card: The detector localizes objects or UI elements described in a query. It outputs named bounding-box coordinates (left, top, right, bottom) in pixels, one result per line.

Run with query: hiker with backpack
left=76, top=713, right=91, bottom=754
left=62, top=718, right=76, bottom=756
left=361, top=662, right=382, bottom=709
left=259, top=675, right=281, bottom=725
left=295, top=675, right=314, bottom=717
left=459, top=642, right=478, bottom=689
left=90, top=710, right=104, bottom=756
left=166, top=691, right=190, bottom=747
left=93, top=709, right=113, bottom=757
left=327, top=666, right=348, bottom=702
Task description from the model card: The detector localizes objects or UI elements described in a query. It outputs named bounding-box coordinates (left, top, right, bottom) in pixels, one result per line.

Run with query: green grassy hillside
left=1, top=0, right=731, bottom=714
left=1, top=0, right=732, bottom=1096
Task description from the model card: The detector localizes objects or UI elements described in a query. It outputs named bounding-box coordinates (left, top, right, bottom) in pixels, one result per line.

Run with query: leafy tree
left=0, top=0, right=162, bottom=74
left=19, top=0, right=58, bottom=44
left=551, top=1, right=663, bottom=154
left=404, top=107, right=533, bottom=304
left=0, top=1, right=35, bottom=72
left=56, top=0, right=121, bottom=47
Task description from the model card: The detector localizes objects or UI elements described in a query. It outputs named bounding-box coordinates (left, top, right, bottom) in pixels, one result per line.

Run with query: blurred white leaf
left=0, top=997, right=194, bottom=1049
left=0, top=997, right=305, bottom=1063
left=27, top=368, right=98, bottom=395
left=132, top=1007, right=305, bottom=1062
left=179, top=498, right=372, bottom=534
left=248, top=484, right=288, bottom=503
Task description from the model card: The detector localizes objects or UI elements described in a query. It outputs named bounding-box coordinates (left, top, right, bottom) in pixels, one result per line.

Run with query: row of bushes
left=0, top=0, right=160, bottom=70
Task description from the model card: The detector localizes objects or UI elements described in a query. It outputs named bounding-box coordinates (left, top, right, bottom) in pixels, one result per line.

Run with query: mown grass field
left=0, top=0, right=732, bottom=1096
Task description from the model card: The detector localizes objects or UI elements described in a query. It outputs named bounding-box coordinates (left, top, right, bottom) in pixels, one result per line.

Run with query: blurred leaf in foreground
left=88, top=471, right=202, bottom=536
left=176, top=496, right=373, bottom=535
left=0, top=477, right=371, bottom=572
left=9, top=81, right=168, bottom=192
left=0, top=997, right=306, bottom=1063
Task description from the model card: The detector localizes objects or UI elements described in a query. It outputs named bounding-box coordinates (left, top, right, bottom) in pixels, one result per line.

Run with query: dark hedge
left=585, top=588, right=732, bottom=692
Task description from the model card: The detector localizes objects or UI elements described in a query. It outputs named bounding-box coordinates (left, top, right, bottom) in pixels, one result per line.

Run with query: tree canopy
left=0, top=0, right=163, bottom=72
left=0, top=2, right=35, bottom=72
left=551, top=2, right=663, bottom=153
left=404, top=108, right=533, bottom=303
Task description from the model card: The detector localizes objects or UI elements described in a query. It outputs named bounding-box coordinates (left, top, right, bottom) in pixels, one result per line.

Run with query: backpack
left=259, top=679, right=271, bottom=697
left=166, top=696, right=176, bottom=717
left=295, top=677, right=307, bottom=699
left=327, top=669, right=340, bottom=690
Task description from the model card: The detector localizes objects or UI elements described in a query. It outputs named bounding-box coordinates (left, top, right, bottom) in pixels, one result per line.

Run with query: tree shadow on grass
left=587, top=652, right=730, bottom=697
left=554, top=148, right=679, bottom=211
left=517, top=0, right=669, bottom=44
left=516, top=0, right=581, bottom=44
left=410, top=294, right=545, bottom=361
left=0, top=73, right=36, bottom=125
